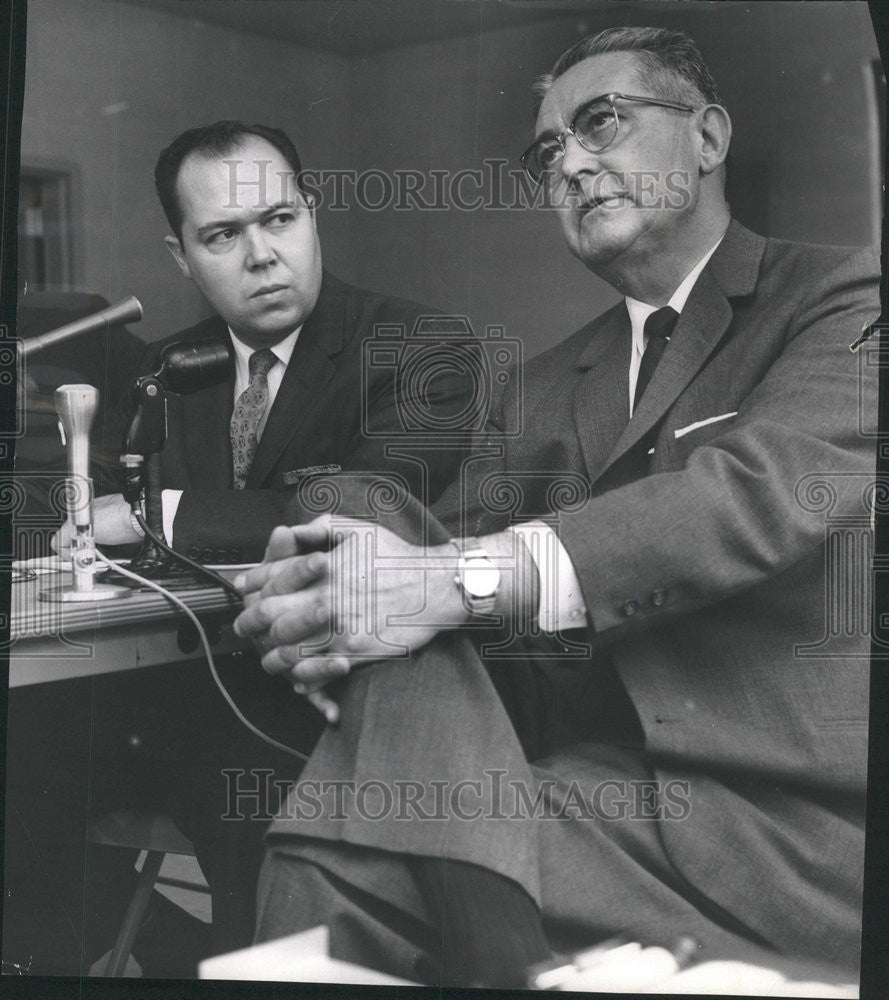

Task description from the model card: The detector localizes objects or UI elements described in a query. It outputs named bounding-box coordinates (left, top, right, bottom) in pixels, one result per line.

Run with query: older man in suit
left=49, top=121, right=473, bottom=965
left=235, top=29, right=880, bottom=988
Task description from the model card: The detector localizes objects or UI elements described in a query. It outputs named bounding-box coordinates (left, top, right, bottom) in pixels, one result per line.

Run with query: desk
left=8, top=569, right=249, bottom=687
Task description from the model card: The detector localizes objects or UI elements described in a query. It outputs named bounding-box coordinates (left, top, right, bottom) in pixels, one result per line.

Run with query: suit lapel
left=572, top=304, right=632, bottom=482
left=247, top=273, right=343, bottom=488
left=588, top=220, right=766, bottom=485
left=605, top=270, right=733, bottom=465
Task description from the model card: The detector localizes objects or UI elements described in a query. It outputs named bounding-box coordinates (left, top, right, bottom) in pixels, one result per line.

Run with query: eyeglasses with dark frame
left=521, top=92, right=697, bottom=185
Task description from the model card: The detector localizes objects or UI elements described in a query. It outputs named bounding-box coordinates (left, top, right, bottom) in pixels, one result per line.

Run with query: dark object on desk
left=121, top=336, right=233, bottom=582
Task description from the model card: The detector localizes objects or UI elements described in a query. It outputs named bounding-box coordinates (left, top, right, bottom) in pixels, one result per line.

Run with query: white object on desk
left=199, top=925, right=417, bottom=984
left=42, top=384, right=130, bottom=602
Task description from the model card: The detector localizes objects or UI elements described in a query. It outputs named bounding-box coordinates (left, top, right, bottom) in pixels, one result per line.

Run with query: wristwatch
left=450, top=537, right=501, bottom=617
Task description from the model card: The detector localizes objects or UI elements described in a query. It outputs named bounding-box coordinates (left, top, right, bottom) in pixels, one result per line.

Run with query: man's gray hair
left=532, top=26, right=726, bottom=117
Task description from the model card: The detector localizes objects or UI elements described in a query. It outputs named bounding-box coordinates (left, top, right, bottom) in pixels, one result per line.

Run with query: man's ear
left=164, top=235, right=191, bottom=279
left=698, top=104, right=732, bottom=176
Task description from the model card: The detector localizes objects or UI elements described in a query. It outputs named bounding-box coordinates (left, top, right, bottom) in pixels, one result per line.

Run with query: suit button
left=187, top=546, right=200, bottom=559
left=651, top=589, right=667, bottom=607
left=621, top=599, right=639, bottom=617
left=200, top=547, right=212, bottom=562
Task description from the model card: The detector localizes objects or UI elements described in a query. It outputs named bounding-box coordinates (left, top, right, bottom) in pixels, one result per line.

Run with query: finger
left=305, top=690, right=340, bottom=725
left=289, top=514, right=333, bottom=553
left=288, top=654, right=352, bottom=687
left=267, top=597, right=331, bottom=646
left=234, top=586, right=326, bottom=639
left=235, top=550, right=326, bottom=599
left=264, top=525, right=299, bottom=562
left=234, top=562, right=273, bottom=595
left=259, top=628, right=332, bottom=675
left=259, top=551, right=329, bottom=598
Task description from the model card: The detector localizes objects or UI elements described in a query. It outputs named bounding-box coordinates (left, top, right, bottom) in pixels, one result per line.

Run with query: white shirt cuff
left=161, top=489, right=182, bottom=545
left=509, top=521, right=587, bottom=632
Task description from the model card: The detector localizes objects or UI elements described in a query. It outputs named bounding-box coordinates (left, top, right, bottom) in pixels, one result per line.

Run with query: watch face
left=462, top=562, right=500, bottom=598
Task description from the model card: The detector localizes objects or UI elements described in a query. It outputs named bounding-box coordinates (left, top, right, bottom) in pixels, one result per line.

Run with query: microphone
left=122, top=338, right=234, bottom=458
left=21, top=296, right=143, bottom=358
left=153, top=338, right=234, bottom=393
left=40, top=384, right=131, bottom=603
left=55, top=384, right=95, bottom=530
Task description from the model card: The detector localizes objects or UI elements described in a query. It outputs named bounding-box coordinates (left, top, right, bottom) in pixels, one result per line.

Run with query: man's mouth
left=251, top=284, right=291, bottom=299
left=579, top=193, right=629, bottom=216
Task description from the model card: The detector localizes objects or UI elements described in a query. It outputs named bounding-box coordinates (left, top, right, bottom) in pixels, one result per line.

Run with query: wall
left=20, top=0, right=882, bottom=357
left=343, top=2, right=882, bottom=358
left=21, top=0, right=352, bottom=342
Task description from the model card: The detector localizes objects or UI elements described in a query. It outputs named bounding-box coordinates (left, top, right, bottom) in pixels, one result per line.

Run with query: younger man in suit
left=80, top=121, right=467, bottom=559
left=235, top=28, right=881, bottom=987
left=48, top=121, right=473, bottom=963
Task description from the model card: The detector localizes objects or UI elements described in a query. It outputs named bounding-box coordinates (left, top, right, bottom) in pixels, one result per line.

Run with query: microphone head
left=155, top=339, right=234, bottom=394
left=54, top=383, right=99, bottom=438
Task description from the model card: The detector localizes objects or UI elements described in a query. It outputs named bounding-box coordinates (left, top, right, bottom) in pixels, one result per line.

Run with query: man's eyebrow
left=534, top=92, right=609, bottom=141
left=195, top=201, right=300, bottom=238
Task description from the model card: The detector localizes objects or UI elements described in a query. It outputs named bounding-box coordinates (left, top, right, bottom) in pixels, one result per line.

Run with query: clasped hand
left=233, top=515, right=467, bottom=722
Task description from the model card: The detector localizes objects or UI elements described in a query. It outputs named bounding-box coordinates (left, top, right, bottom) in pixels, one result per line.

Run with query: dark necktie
left=633, top=306, right=678, bottom=411
left=230, top=348, right=277, bottom=490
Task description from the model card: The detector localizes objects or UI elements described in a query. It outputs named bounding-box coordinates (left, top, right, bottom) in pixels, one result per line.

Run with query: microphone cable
left=131, top=510, right=244, bottom=602
left=94, top=546, right=310, bottom=763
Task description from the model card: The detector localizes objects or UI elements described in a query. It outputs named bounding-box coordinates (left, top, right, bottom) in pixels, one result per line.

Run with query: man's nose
left=559, top=133, right=599, bottom=183
left=244, top=226, right=275, bottom=269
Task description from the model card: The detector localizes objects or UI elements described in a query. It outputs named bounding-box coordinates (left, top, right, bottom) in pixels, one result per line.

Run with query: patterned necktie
left=230, top=348, right=277, bottom=489
left=633, top=305, right=679, bottom=411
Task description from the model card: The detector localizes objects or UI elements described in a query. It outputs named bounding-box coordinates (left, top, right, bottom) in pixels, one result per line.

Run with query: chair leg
left=103, top=850, right=165, bottom=977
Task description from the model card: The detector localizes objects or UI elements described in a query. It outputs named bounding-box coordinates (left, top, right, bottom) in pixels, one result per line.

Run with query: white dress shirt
left=161, top=327, right=301, bottom=545
left=512, top=235, right=725, bottom=633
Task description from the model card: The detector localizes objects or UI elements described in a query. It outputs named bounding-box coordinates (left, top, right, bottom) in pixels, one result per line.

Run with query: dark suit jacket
left=274, top=222, right=880, bottom=965
left=134, top=271, right=472, bottom=563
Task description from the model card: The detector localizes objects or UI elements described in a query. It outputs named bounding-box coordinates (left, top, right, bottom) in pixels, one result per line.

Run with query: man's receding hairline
left=534, top=50, right=650, bottom=125
left=178, top=135, right=285, bottom=170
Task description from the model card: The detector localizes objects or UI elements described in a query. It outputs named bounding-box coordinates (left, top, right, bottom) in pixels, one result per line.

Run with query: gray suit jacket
left=271, top=221, right=880, bottom=964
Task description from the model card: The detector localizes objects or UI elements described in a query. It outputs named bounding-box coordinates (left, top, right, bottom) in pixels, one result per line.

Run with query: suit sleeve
left=557, top=248, right=881, bottom=638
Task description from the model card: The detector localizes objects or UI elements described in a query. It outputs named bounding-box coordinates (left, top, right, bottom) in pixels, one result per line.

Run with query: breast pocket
left=655, top=411, right=739, bottom=468
left=673, top=411, right=738, bottom=440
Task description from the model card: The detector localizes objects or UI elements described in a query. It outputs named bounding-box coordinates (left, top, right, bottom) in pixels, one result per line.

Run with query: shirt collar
left=228, top=326, right=301, bottom=373
left=625, top=233, right=726, bottom=358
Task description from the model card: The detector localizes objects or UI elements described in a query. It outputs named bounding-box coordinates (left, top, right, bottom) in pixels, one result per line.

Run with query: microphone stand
left=116, top=338, right=234, bottom=588
left=119, top=375, right=202, bottom=587
left=40, top=385, right=131, bottom=602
